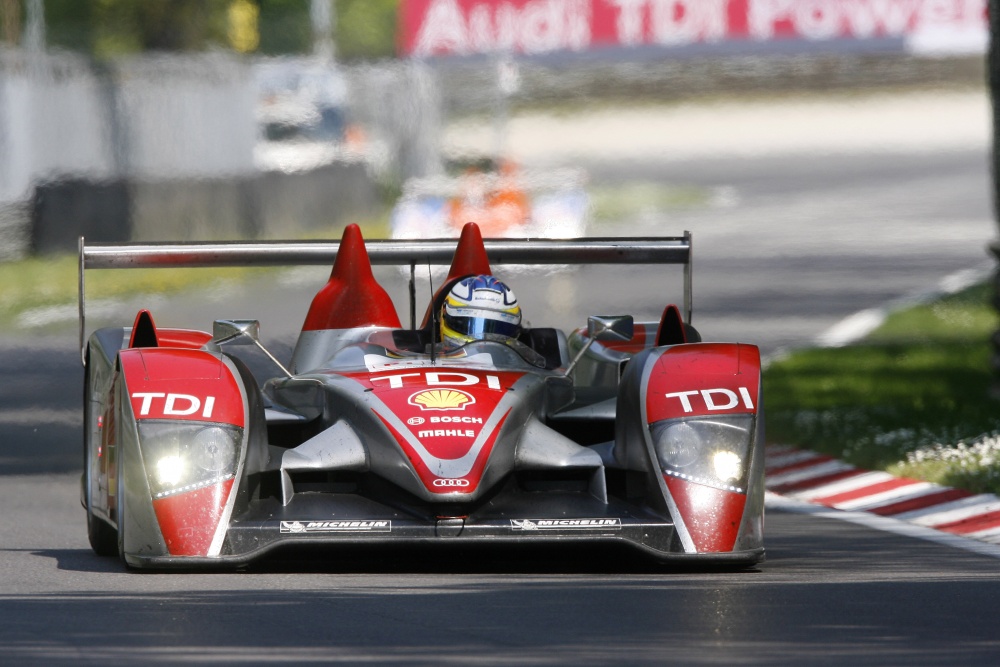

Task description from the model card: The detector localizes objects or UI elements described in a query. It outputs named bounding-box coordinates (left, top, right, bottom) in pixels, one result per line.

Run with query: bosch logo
left=407, top=416, right=425, bottom=425
left=432, top=478, right=470, bottom=488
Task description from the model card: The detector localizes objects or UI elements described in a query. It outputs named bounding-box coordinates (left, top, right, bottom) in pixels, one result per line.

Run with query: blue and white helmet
left=440, top=275, right=521, bottom=347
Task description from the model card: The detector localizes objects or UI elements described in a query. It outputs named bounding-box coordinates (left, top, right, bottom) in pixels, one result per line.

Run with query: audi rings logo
left=407, top=416, right=425, bottom=426
left=432, top=478, right=470, bottom=488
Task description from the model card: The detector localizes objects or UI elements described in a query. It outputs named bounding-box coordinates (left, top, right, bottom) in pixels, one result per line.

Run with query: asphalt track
left=3, top=89, right=1000, bottom=665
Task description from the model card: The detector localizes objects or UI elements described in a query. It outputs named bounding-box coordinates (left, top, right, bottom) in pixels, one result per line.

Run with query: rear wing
left=79, top=233, right=692, bottom=363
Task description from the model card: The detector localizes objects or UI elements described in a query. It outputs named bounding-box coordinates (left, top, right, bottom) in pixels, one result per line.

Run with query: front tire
left=84, top=355, right=117, bottom=557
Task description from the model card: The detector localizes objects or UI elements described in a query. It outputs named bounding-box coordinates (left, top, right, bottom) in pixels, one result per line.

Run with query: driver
left=440, top=275, right=522, bottom=348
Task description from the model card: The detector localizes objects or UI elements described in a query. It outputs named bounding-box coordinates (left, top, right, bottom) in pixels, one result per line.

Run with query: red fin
left=301, top=224, right=401, bottom=331
left=655, top=304, right=687, bottom=346
left=420, top=223, right=494, bottom=328
left=129, top=310, right=159, bottom=348
left=445, top=222, right=492, bottom=282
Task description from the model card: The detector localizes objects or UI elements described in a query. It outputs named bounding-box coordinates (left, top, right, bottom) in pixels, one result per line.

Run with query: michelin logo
left=280, top=520, right=391, bottom=533
left=511, top=518, right=621, bottom=531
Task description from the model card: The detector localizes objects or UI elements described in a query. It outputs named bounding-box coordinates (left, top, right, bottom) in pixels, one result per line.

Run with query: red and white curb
left=765, top=444, right=1000, bottom=545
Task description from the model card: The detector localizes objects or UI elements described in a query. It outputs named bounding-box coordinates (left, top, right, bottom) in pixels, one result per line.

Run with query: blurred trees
left=0, top=0, right=400, bottom=60
left=335, top=0, right=398, bottom=61
left=0, top=0, right=22, bottom=46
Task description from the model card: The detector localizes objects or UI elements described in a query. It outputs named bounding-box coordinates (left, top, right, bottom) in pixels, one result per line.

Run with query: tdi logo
left=664, top=387, right=754, bottom=413
left=132, top=392, right=216, bottom=418
left=432, top=478, right=470, bottom=488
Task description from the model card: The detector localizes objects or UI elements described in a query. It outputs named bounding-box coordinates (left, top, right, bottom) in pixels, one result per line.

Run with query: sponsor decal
left=511, top=518, right=622, bottom=531
left=407, top=416, right=426, bottom=425
left=132, top=392, right=216, bottom=418
left=364, top=352, right=497, bottom=372
left=664, top=387, right=755, bottom=413
left=400, top=0, right=988, bottom=58
left=409, top=388, right=475, bottom=411
left=370, top=371, right=503, bottom=390
left=280, top=520, right=391, bottom=533
left=432, top=478, right=471, bottom=488
left=418, top=428, right=475, bottom=438
left=431, top=415, right=482, bottom=424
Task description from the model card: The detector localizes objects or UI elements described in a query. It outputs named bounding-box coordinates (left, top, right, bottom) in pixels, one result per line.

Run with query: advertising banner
left=399, top=0, right=987, bottom=58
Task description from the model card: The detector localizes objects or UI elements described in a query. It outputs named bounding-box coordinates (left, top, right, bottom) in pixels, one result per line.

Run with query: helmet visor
left=443, top=312, right=520, bottom=340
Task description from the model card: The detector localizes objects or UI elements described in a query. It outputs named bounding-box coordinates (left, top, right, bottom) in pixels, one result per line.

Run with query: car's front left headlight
left=137, top=420, right=243, bottom=499
left=649, top=415, right=754, bottom=493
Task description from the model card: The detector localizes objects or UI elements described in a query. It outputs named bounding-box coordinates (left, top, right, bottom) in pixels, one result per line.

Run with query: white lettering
left=414, top=0, right=470, bottom=56
left=164, top=393, right=200, bottom=416
left=426, top=372, right=478, bottom=386
left=370, top=372, right=422, bottom=389
left=430, top=415, right=483, bottom=424
left=651, top=0, right=727, bottom=45
left=131, top=392, right=219, bottom=418
left=701, top=388, right=738, bottom=411
left=664, top=387, right=755, bottom=413
left=611, top=0, right=648, bottom=45
left=747, top=0, right=959, bottom=42
left=413, top=0, right=592, bottom=57
left=418, top=429, right=475, bottom=438
left=664, top=390, right=699, bottom=413
left=375, top=372, right=502, bottom=390
left=132, top=392, right=166, bottom=416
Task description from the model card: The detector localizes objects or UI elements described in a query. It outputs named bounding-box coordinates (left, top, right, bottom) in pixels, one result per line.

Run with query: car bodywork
left=80, top=223, right=764, bottom=569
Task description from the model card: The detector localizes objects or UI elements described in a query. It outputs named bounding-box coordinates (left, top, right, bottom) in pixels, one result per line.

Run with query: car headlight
left=137, top=421, right=242, bottom=499
left=649, top=415, right=754, bottom=493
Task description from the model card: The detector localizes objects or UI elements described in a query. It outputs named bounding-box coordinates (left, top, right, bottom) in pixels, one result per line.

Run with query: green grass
left=763, top=282, right=1000, bottom=494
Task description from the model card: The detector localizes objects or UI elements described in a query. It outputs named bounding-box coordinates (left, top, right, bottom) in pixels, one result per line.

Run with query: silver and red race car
left=80, top=223, right=765, bottom=569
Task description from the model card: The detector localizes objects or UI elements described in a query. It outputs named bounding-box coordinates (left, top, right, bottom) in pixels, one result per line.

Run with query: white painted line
left=766, top=492, right=1000, bottom=561
left=831, top=481, right=938, bottom=511
left=900, top=495, right=1000, bottom=527
left=966, top=525, right=1000, bottom=541
left=814, top=263, right=994, bottom=348
left=790, top=470, right=896, bottom=501
left=766, top=459, right=855, bottom=487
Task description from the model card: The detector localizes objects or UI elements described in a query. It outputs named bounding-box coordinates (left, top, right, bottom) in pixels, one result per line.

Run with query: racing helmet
left=440, top=275, right=522, bottom=347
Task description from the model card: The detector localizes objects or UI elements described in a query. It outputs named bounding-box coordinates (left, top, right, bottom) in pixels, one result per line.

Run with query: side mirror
left=212, top=319, right=261, bottom=345
left=565, top=315, right=634, bottom=377
left=588, top=315, right=634, bottom=343
left=210, top=319, right=291, bottom=377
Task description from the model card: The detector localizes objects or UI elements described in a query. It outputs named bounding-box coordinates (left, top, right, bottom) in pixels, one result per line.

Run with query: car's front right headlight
left=649, top=414, right=754, bottom=493
left=137, top=420, right=242, bottom=499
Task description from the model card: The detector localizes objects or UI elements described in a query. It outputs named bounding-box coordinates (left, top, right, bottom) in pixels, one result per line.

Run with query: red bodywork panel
left=119, top=347, right=245, bottom=556
left=120, top=349, right=245, bottom=427
left=645, top=343, right=761, bottom=553
left=347, top=368, right=524, bottom=494
left=645, top=343, right=759, bottom=422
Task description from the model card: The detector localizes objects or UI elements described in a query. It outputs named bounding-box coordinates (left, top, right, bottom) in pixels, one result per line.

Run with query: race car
left=79, top=223, right=765, bottom=570
left=391, top=162, right=589, bottom=240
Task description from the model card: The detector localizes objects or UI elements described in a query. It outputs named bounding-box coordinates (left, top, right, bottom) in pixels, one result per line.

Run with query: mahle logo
left=409, top=389, right=475, bottom=411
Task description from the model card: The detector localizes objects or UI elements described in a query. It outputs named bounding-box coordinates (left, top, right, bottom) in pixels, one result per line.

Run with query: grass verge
left=763, top=282, right=1000, bottom=495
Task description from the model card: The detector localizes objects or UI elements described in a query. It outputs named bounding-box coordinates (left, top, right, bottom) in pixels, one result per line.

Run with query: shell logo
left=408, top=389, right=475, bottom=411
